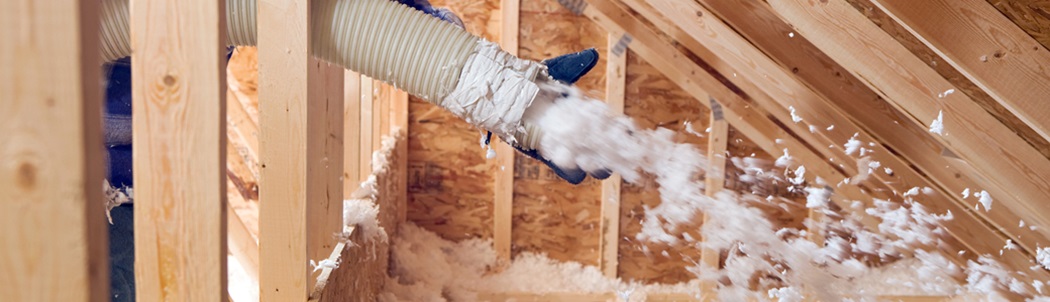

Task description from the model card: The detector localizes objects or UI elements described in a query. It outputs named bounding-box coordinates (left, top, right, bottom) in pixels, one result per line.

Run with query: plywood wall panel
left=618, top=51, right=708, bottom=284
left=512, top=3, right=607, bottom=266
left=406, top=0, right=500, bottom=242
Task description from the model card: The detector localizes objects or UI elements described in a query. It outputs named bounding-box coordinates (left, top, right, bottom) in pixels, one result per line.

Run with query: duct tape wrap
left=443, top=40, right=546, bottom=146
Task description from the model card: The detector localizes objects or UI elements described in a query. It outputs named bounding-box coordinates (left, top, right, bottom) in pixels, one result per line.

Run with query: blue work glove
left=500, top=48, right=611, bottom=185
left=398, top=0, right=465, bottom=28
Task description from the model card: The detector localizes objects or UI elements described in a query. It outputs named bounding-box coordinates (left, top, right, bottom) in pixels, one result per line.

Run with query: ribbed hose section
left=311, top=0, right=479, bottom=102
left=97, top=0, right=542, bottom=144
left=99, top=0, right=479, bottom=105
left=227, top=0, right=257, bottom=46
left=100, top=0, right=131, bottom=62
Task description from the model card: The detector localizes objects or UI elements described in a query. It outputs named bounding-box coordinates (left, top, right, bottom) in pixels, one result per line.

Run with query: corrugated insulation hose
left=99, top=0, right=549, bottom=148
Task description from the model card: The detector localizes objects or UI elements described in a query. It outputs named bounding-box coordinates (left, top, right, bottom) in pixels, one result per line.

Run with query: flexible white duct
left=99, top=0, right=548, bottom=146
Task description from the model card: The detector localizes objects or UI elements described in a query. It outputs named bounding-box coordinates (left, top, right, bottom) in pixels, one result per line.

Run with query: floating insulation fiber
left=514, top=82, right=1049, bottom=300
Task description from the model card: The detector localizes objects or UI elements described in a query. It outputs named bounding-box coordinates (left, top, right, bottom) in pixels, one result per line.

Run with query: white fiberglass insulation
left=379, top=223, right=979, bottom=301
left=380, top=223, right=704, bottom=302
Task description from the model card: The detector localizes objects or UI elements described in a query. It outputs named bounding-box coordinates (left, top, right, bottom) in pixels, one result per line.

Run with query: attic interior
left=4, top=0, right=1050, bottom=301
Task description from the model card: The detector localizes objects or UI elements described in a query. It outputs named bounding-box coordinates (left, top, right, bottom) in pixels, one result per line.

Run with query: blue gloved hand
left=502, top=48, right=611, bottom=185
left=399, top=0, right=606, bottom=184
left=399, top=0, right=465, bottom=28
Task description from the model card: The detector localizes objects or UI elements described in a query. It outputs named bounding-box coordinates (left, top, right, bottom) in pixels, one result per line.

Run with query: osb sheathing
left=406, top=0, right=501, bottom=242
left=512, top=0, right=607, bottom=267
left=617, top=50, right=709, bottom=284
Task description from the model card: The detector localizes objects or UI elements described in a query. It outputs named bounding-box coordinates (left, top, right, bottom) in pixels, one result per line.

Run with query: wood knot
left=696, top=11, right=703, bottom=17
left=163, top=75, right=176, bottom=86
left=17, top=162, right=37, bottom=189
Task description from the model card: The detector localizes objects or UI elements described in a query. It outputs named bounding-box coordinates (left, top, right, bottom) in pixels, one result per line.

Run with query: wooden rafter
left=573, top=0, right=879, bottom=236
left=620, top=0, right=1045, bottom=278
left=695, top=0, right=1048, bottom=271
left=870, top=0, right=1050, bottom=144
left=767, top=0, right=1050, bottom=262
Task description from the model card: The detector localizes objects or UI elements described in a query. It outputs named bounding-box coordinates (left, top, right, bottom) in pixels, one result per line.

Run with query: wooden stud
left=360, top=76, right=375, bottom=178
left=130, top=0, right=227, bottom=300
left=768, top=0, right=1050, bottom=258
left=599, top=33, right=627, bottom=278
left=0, top=0, right=106, bottom=300
left=391, top=88, right=410, bottom=224
left=494, top=0, right=521, bottom=265
left=700, top=99, right=727, bottom=300
left=372, top=79, right=383, bottom=152
left=258, top=0, right=345, bottom=299
left=343, top=71, right=362, bottom=196
left=870, top=0, right=1050, bottom=143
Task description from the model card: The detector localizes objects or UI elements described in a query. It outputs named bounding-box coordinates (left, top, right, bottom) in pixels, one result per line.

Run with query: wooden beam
left=379, top=84, right=391, bottom=139
left=870, top=0, right=1050, bottom=143
left=494, top=0, right=520, bottom=265
left=258, top=0, right=345, bottom=299
left=599, top=33, right=627, bottom=278
left=343, top=71, right=362, bottom=196
left=391, top=88, right=410, bottom=131
left=767, top=0, right=1050, bottom=259
left=391, top=88, right=410, bottom=224
left=227, top=82, right=261, bottom=180
left=696, top=0, right=1048, bottom=278
left=620, top=0, right=898, bottom=203
left=626, top=0, right=1038, bottom=273
left=227, top=196, right=260, bottom=282
left=360, top=76, right=375, bottom=178
left=575, top=0, right=874, bottom=226
left=701, top=99, right=727, bottom=300
left=131, top=0, right=227, bottom=300
left=0, top=0, right=106, bottom=300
